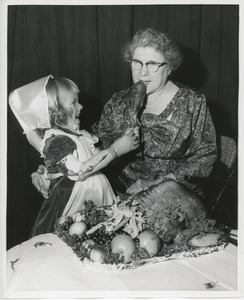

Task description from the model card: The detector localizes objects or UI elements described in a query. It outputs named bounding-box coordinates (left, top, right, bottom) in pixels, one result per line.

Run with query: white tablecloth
left=4, top=232, right=242, bottom=298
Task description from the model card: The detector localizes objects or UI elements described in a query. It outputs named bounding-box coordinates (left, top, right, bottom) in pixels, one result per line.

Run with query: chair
left=210, top=135, right=237, bottom=208
left=186, top=135, right=237, bottom=227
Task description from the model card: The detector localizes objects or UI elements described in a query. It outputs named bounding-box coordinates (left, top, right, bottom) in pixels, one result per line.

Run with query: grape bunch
left=87, top=227, right=120, bottom=247
left=64, top=233, right=87, bottom=250
left=87, top=230, right=108, bottom=247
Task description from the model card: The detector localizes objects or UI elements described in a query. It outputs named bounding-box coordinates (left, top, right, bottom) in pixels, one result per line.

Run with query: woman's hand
left=31, top=165, right=50, bottom=199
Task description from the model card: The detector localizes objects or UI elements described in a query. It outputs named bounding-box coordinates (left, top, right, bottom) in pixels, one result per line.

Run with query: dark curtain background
left=7, top=5, right=239, bottom=249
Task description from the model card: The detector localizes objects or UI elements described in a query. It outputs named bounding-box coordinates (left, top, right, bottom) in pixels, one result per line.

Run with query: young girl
left=9, top=75, right=140, bottom=237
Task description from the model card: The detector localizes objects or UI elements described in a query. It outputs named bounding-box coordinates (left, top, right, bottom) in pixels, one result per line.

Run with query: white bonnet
left=9, top=75, right=53, bottom=133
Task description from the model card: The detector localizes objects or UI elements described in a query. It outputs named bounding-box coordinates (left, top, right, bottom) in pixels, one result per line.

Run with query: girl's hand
left=111, top=129, right=140, bottom=157
left=133, top=125, right=141, bottom=137
left=125, top=125, right=141, bottom=138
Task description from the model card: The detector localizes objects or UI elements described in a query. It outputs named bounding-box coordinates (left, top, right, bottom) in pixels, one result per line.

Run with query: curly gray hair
left=122, top=28, right=183, bottom=71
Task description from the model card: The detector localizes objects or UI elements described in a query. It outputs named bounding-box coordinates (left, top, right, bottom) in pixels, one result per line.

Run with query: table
left=4, top=232, right=242, bottom=299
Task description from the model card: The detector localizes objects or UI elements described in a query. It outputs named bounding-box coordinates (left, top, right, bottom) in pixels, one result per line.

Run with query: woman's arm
left=90, top=81, right=146, bottom=149
left=90, top=93, right=124, bottom=149
left=170, top=95, right=217, bottom=186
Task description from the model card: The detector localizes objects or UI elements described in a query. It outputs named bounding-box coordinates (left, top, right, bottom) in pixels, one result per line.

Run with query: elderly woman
left=91, top=28, right=217, bottom=198
left=32, top=28, right=217, bottom=242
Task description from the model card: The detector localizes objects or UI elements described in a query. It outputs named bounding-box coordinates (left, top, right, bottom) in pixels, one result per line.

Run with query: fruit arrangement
left=54, top=198, right=226, bottom=268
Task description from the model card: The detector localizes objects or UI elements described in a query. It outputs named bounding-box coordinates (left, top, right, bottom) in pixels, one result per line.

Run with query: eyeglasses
left=129, top=59, right=167, bottom=73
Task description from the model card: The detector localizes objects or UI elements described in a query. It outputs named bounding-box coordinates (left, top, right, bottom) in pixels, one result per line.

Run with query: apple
left=82, top=239, right=95, bottom=249
left=69, top=221, right=87, bottom=236
left=111, top=234, right=136, bottom=263
left=54, top=215, right=73, bottom=231
left=138, top=230, right=161, bottom=256
left=90, top=245, right=106, bottom=263
left=57, top=215, right=73, bottom=225
left=78, top=239, right=95, bottom=258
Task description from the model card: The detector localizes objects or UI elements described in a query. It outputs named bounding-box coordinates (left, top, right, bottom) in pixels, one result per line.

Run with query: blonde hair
left=46, top=77, right=80, bottom=128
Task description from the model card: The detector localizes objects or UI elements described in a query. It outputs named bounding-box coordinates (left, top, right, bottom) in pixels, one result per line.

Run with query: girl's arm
left=69, top=129, right=140, bottom=181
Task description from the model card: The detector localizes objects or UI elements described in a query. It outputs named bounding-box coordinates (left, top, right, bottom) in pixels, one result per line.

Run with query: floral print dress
left=91, top=81, right=217, bottom=195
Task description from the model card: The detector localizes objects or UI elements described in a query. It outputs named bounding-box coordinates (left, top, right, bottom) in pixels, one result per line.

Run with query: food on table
left=54, top=199, right=226, bottom=267
left=188, top=233, right=222, bottom=248
left=138, top=230, right=161, bottom=256
left=54, top=215, right=74, bottom=231
left=69, top=221, right=87, bottom=236
left=90, top=245, right=107, bottom=263
left=82, top=239, right=95, bottom=249
left=111, top=234, right=136, bottom=263
left=130, top=179, right=207, bottom=244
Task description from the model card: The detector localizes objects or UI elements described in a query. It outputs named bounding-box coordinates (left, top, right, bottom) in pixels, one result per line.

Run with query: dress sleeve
left=170, top=95, right=217, bottom=186
left=42, top=134, right=77, bottom=173
left=90, top=95, right=118, bottom=149
left=90, top=82, right=146, bottom=150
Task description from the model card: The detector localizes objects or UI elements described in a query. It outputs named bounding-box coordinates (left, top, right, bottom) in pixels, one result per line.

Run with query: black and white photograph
left=1, top=0, right=242, bottom=298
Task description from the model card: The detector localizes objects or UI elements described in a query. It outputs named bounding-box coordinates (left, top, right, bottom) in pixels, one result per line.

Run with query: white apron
left=41, top=129, right=115, bottom=216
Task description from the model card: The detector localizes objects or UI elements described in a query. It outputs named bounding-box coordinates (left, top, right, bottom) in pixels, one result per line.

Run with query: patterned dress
left=91, top=81, right=217, bottom=196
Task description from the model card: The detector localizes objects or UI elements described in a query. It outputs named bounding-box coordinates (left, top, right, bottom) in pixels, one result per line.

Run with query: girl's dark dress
left=30, top=177, right=74, bottom=237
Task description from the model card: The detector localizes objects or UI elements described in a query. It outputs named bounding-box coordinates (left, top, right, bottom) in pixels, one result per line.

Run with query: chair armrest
left=184, top=175, right=236, bottom=184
